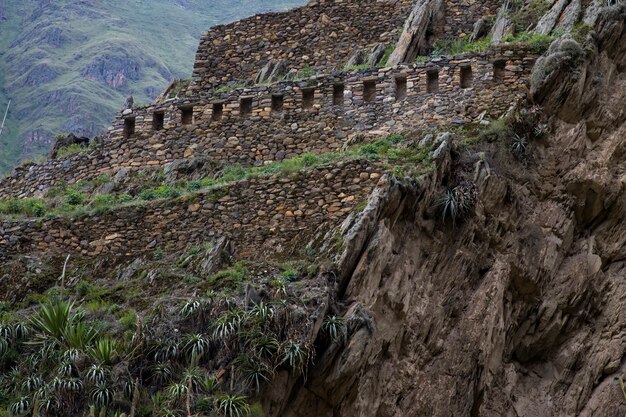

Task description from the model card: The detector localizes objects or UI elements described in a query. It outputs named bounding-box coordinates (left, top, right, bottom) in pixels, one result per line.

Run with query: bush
left=64, top=188, right=85, bottom=206
left=0, top=198, right=46, bottom=217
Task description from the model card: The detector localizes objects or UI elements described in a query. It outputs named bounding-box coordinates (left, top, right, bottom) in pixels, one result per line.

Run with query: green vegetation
left=378, top=44, right=396, bottom=67
left=0, top=134, right=434, bottom=220
left=209, top=263, right=250, bottom=289
left=431, top=37, right=492, bottom=56
left=501, top=32, right=554, bottom=54
left=288, top=65, right=317, bottom=80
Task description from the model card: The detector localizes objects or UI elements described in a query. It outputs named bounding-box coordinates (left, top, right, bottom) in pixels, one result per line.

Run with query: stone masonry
left=0, top=47, right=536, bottom=199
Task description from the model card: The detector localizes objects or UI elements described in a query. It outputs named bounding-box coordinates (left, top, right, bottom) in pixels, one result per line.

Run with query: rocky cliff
left=269, top=6, right=626, bottom=416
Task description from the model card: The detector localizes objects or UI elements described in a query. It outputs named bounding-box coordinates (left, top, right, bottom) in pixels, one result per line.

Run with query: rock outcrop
left=266, top=5, right=626, bottom=416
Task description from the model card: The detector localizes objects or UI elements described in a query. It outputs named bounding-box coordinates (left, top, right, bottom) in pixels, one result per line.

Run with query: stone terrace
left=0, top=47, right=536, bottom=199
left=0, top=159, right=382, bottom=261
left=188, top=0, right=414, bottom=91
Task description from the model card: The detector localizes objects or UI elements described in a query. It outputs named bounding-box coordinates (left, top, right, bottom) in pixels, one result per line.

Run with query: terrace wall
left=188, top=0, right=413, bottom=91
left=0, top=159, right=382, bottom=260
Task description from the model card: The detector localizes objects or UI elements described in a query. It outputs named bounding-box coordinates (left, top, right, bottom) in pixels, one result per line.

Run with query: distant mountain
left=0, top=0, right=306, bottom=172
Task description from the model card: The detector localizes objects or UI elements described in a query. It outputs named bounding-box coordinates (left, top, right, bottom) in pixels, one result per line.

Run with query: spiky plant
left=12, top=322, right=29, bottom=340
left=0, top=322, right=13, bottom=339
left=438, top=183, right=477, bottom=225
left=64, top=322, right=98, bottom=350
left=30, top=300, right=74, bottom=343
left=166, top=382, right=189, bottom=404
left=212, top=310, right=244, bottom=341
left=90, top=383, right=114, bottom=407
left=0, top=337, right=7, bottom=356
left=56, top=360, right=76, bottom=378
left=249, top=334, right=279, bottom=359
left=151, top=362, right=174, bottom=385
left=21, top=375, right=45, bottom=392
left=215, top=394, right=251, bottom=417
left=90, top=337, right=118, bottom=365
left=183, top=333, right=211, bottom=360
left=9, top=396, right=31, bottom=416
left=321, top=316, right=347, bottom=344
left=179, top=300, right=202, bottom=319
left=510, top=134, right=528, bottom=155
left=86, top=364, right=108, bottom=385
left=152, top=338, right=181, bottom=362
left=280, top=341, right=309, bottom=372
left=234, top=355, right=272, bottom=392
left=62, top=347, right=82, bottom=363
left=247, top=302, right=274, bottom=323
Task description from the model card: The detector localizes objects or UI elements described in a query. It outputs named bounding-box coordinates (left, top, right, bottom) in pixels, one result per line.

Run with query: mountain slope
left=0, top=0, right=306, bottom=172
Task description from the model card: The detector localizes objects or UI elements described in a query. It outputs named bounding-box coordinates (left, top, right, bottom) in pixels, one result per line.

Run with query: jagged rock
left=469, top=18, right=490, bottom=42
left=256, top=61, right=275, bottom=84
left=387, top=0, right=444, bottom=65
left=366, top=43, right=387, bottom=67
left=268, top=59, right=289, bottom=81
left=491, top=0, right=514, bottom=45
left=47, top=133, right=90, bottom=159
left=555, top=0, right=582, bottom=32
left=345, top=49, right=367, bottom=68
left=123, top=96, right=134, bottom=110
left=583, top=0, right=604, bottom=25
left=535, top=0, right=571, bottom=35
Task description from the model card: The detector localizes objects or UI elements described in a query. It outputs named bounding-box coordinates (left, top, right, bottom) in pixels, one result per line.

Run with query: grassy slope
left=0, top=0, right=306, bottom=172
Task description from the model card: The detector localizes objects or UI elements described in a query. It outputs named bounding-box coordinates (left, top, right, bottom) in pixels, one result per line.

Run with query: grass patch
left=501, top=32, right=554, bottom=54
left=208, top=263, right=249, bottom=289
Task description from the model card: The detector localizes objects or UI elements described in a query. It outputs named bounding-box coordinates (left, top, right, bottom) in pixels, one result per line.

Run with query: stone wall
left=188, top=0, right=413, bottom=91
left=436, top=0, right=501, bottom=39
left=0, top=159, right=382, bottom=260
left=0, top=47, right=536, bottom=199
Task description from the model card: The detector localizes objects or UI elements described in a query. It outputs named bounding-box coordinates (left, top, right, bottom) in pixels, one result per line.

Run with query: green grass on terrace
left=0, top=134, right=434, bottom=220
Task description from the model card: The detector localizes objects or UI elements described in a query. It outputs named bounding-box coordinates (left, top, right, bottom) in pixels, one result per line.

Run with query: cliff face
left=269, top=6, right=626, bottom=416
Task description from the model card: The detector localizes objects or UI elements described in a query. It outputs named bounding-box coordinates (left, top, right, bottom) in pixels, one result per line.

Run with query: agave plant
left=90, top=383, right=114, bottom=407
left=166, top=382, right=189, bottom=403
left=9, top=396, right=31, bottom=416
left=0, top=337, right=8, bottom=356
left=182, top=366, right=205, bottom=393
left=151, top=362, right=174, bottom=385
left=62, top=347, right=82, bottom=364
left=215, top=394, right=250, bottom=417
left=280, top=341, right=309, bottom=372
left=0, top=321, right=13, bottom=339
left=13, top=322, right=30, bottom=340
left=234, top=354, right=272, bottom=392
left=510, top=134, right=528, bottom=155
left=249, top=334, right=279, bottom=359
left=321, top=316, right=347, bottom=344
left=183, top=333, right=211, bottom=360
left=85, top=364, right=108, bottom=385
left=56, top=360, right=76, bottom=378
left=212, top=310, right=244, bottom=341
left=30, top=300, right=75, bottom=343
left=153, top=338, right=181, bottom=362
left=247, top=302, right=274, bottom=323
left=64, top=322, right=98, bottom=350
left=52, top=377, right=84, bottom=394
left=21, top=375, right=45, bottom=392
left=438, top=183, right=477, bottom=225
left=90, top=337, right=118, bottom=365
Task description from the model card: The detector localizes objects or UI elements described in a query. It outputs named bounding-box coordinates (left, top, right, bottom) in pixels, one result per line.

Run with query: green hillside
left=0, top=0, right=306, bottom=173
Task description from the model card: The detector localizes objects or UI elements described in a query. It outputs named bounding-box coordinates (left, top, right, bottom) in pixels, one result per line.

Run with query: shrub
left=0, top=198, right=46, bottom=217
left=64, top=188, right=85, bottom=206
